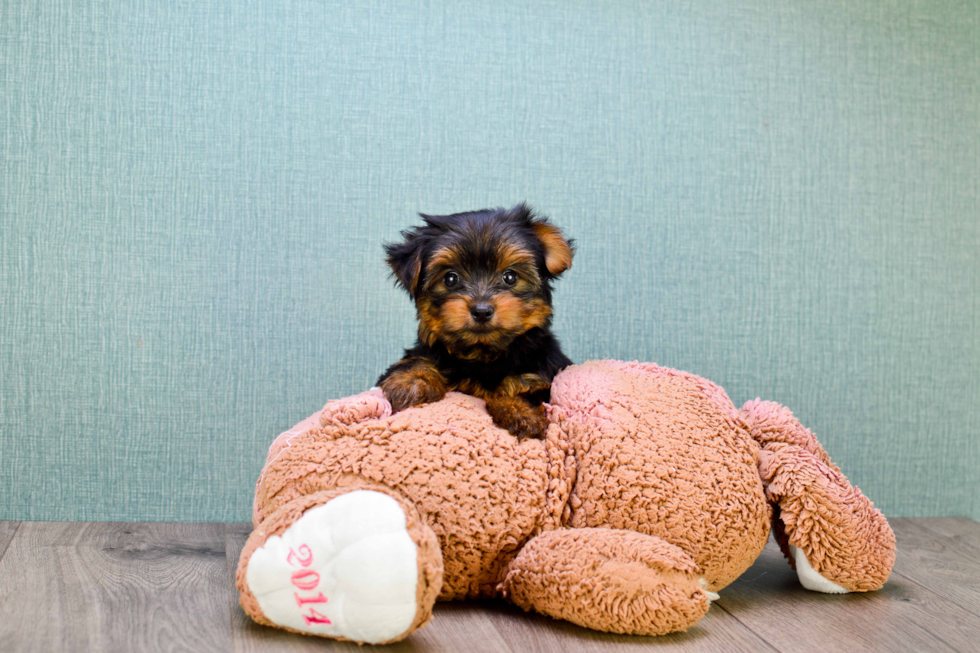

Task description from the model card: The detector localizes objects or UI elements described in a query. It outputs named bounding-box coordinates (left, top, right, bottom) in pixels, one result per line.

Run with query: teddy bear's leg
left=741, top=399, right=896, bottom=593
left=237, top=486, right=443, bottom=645
left=500, top=528, right=713, bottom=636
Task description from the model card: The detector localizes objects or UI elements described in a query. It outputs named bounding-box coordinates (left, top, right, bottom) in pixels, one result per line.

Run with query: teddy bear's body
left=237, top=361, right=894, bottom=644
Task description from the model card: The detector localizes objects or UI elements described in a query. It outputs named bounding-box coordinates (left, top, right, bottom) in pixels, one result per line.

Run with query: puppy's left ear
left=532, top=220, right=574, bottom=277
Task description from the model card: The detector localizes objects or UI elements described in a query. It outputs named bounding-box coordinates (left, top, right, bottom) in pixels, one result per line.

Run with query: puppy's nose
left=470, top=303, right=494, bottom=323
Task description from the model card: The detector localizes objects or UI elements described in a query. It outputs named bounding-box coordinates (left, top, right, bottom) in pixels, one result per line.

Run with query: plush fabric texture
left=238, top=360, right=895, bottom=641
left=552, top=361, right=771, bottom=591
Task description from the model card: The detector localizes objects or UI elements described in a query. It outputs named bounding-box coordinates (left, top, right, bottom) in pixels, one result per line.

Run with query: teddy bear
left=235, top=360, right=895, bottom=645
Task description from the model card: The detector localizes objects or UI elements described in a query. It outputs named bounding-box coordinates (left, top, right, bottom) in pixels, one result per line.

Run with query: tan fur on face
left=532, top=222, right=573, bottom=275
left=495, top=243, right=536, bottom=273
left=425, top=294, right=549, bottom=348
left=441, top=297, right=473, bottom=332
left=427, top=247, right=463, bottom=277
left=494, top=295, right=552, bottom=333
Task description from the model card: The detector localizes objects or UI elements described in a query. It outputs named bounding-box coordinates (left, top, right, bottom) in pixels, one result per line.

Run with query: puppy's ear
left=385, top=227, right=431, bottom=298
left=531, top=220, right=574, bottom=277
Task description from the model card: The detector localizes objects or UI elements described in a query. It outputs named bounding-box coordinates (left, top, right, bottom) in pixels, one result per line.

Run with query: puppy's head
left=385, top=203, right=574, bottom=359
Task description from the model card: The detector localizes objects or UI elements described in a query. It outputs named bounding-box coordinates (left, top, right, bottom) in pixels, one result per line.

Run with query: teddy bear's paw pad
left=245, top=490, right=419, bottom=644
left=790, top=545, right=849, bottom=594
left=698, top=578, right=720, bottom=601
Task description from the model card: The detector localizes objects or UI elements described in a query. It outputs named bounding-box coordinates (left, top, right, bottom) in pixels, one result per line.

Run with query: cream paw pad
left=244, top=490, right=421, bottom=644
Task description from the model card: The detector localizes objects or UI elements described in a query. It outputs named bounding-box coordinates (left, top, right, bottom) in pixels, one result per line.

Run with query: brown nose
left=470, top=303, right=494, bottom=323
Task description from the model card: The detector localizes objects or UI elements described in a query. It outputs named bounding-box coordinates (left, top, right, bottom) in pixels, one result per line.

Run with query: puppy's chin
left=458, top=326, right=516, bottom=347
left=465, top=323, right=496, bottom=337
left=436, top=326, right=523, bottom=360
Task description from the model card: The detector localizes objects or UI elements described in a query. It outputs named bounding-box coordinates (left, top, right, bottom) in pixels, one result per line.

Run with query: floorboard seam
left=711, top=601, right=784, bottom=653
left=0, top=522, right=22, bottom=563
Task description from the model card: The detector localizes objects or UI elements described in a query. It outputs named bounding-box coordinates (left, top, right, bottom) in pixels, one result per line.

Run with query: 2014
left=287, top=544, right=331, bottom=625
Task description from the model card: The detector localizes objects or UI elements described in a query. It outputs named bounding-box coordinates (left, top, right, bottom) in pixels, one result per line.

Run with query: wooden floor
left=0, top=519, right=978, bottom=652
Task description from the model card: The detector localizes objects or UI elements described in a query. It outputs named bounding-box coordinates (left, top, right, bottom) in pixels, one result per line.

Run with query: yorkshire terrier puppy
left=378, top=204, right=574, bottom=439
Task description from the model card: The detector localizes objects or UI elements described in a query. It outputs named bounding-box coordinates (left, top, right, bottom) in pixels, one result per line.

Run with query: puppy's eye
left=443, top=271, right=459, bottom=288
left=502, top=270, right=518, bottom=286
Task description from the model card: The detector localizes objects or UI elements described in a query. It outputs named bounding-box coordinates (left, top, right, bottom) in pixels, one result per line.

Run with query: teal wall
left=2, top=1, right=978, bottom=522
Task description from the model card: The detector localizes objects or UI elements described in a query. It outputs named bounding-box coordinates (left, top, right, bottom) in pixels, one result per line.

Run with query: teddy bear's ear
left=384, top=225, right=433, bottom=298
left=531, top=219, right=574, bottom=277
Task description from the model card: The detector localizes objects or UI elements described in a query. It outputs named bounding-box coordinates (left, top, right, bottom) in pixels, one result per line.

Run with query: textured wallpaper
left=1, top=0, right=977, bottom=521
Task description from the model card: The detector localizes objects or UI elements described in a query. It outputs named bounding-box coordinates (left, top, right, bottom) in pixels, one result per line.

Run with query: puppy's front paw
left=380, top=371, right=447, bottom=413
left=485, top=395, right=549, bottom=439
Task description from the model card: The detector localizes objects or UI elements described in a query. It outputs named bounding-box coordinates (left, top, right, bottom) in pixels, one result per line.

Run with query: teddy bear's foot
left=501, top=528, right=711, bottom=636
left=237, top=488, right=443, bottom=644
left=741, top=399, right=896, bottom=592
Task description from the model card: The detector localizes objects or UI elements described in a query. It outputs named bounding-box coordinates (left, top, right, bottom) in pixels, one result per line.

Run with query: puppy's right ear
left=384, top=227, right=431, bottom=299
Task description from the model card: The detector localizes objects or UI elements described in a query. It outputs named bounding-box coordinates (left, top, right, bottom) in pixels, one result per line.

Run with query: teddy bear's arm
left=500, top=529, right=712, bottom=636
